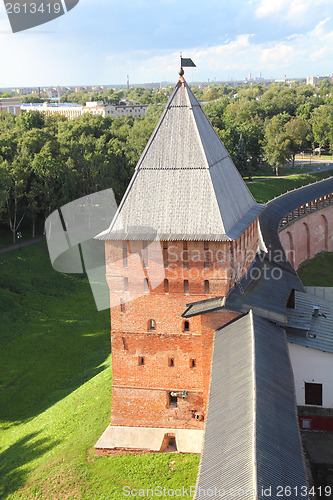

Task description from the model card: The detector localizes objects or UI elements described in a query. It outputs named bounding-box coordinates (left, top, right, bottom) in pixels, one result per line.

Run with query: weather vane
left=179, top=53, right=196, bottom=77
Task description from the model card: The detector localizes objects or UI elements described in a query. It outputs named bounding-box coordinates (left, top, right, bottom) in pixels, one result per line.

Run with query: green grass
left=0, top=242, right=199, bottom=499
left=298, top=252, right=333, bottom=287
left=2, top=171, right=333, bottom=499
left=244, top=166, right=312, bottom=179
left=247, top=170, right=333, bottom=204
left=0, top=221, right=45, bottom=250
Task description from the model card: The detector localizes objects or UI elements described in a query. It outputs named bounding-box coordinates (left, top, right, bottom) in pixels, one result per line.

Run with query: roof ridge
left=96, top=78, right=262, bottom=241
left=134, top=81, right=183, bottom=172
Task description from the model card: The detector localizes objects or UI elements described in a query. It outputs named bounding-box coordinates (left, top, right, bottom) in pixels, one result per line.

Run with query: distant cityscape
left=1, top=73, right=333, bottom=96
left=0, top=73, right=332, bottom=119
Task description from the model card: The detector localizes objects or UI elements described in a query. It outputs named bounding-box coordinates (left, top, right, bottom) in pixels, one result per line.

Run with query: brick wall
left=279, top=206, right=333, bottom=269
left=105, top=220, right=258, bottom=432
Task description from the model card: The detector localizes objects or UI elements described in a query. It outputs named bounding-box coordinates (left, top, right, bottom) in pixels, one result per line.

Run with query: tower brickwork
left=96, top=74, right=263, bottom=453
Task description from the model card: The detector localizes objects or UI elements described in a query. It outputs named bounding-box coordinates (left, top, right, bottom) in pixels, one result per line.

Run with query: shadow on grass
left=0, top=242, right=111, bottom=425
left=0, top=431, right=60, bottom=500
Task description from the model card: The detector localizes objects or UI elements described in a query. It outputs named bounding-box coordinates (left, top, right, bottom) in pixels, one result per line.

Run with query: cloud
left=255, top=0, right=332, bottom=25
left=103, top=18, right=333, bottom=82
left=0, top=0, right=333, bottom=86
left=260, top=43, right=296, bottom=69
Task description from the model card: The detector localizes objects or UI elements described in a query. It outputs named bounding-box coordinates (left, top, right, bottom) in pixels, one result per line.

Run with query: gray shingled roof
left=184, top=178, right=333, bottom=324
left=286, top=289, right=333, bottom=354
left=196, top=311, right=307, bottom=500
left=97, top=79, right=263, bottom=241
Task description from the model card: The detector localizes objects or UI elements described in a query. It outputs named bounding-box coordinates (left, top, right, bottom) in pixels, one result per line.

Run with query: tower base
left=94, top=425, right=204, bottom=455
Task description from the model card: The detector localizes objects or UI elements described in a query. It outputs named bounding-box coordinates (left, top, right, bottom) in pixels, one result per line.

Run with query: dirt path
left=0, top=235, right=45, bottom=254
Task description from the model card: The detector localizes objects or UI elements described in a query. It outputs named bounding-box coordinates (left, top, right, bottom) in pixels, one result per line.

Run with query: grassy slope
left=0, top=243, right=199, bottom=499
left=1, top=170, right=332, bottom=499
left=247, top=170, right=333, bottom=203
left=298, top=252, right=333, bottom=287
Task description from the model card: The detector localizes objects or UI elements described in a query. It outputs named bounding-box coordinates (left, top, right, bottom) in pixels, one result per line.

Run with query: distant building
left=21, top=101, right=148, bottom=119
left=12, top=88, right=37, bottom=95
left=21, top=102, right=82, bottom=119
left=307, top=75, right=333, bottom=86
left=0, top=98, right=21, bottom=115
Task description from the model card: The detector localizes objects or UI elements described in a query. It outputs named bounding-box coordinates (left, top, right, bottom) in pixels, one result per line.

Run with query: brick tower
left=95, top=69, right=263, bottom=454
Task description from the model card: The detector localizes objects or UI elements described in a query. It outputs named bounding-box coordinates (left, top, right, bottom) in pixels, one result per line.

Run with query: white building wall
left=288, top=342, right=333, bottom=408
left=21, top=102, right=148, bottom=119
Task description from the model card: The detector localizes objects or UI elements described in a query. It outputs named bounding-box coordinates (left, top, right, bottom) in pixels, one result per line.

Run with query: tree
left=203, top=98, right=228, bottom=129
left=1, top=159, right=31, bottom=243
left=233, top=133, right=251, bottom=176
left=310, top=105, right=333, bottom=156
left=263, top=113, right=291, bottom=172
left=285, top=116, right=310, bottom=166
left=202, top=86, right=219, bottom=102
left=236, top=121, right=264, bottom=170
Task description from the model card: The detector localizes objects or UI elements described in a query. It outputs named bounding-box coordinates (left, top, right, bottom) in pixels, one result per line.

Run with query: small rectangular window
left=286, top=289, right=295, bottom=308
left=168, top=358, right=174, bottom=367
left=305, top=382, right=322, bottom=406
left=123, top=241, right=128, bottom=268
left=138, top=356, right=145, bottom=366
left=124, top=277, right=129, bottom=291
left=148, top=319, right=156, bottom=330
left=183, top=241, right=188, bottom=269
left=164, top=279, right=169, bottom=293
left=204, top=280, right=210, bottom=294
left=163, top=242, right=168, bottom=268
left=143, top=240, right=148, bottom=268
left=184, top=280, right=189, bottom=294
left=190, top=359, right=196, bottom=368
left=168, top=393, right=177, bottom=408
left=204, top=241, right=209, bottom=269
left=301, top=419, right=311, bottom=429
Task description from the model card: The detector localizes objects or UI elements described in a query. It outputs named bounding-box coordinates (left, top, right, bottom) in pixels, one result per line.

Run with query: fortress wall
left=279, top=205, right=333, bottom=269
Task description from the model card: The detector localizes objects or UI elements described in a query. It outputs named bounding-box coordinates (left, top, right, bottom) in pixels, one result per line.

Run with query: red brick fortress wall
left=279, top=205, right=333, bottom=269
left=105, top=220, right=258, bottom=432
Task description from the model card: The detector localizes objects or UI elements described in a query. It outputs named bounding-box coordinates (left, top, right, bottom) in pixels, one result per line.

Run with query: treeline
left=1, top=80, right=333, bottom=243
left=61, top=80, right=333, bottom=175
left=0, top=106, right=161, bottom=242
left=60, top=86, right=172, bottom=106
left=201, top=79, right=333, bottom=174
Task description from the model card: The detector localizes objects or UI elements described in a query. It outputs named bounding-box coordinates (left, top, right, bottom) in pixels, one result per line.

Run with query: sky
left=1, top=0, right=333, bottom=87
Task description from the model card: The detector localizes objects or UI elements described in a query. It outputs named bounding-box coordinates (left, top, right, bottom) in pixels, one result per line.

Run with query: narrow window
left=168, top=393, right=177, bottom=408
left=183, top=241, right=188, bottom=269
left=204, top=241, right=209, bottom=269
left=286, top=289, right=295, bottom=309
left=123, top=240, right=128, bottom=267
left=164, top=279, right=169, bottom=293
left=184, top=320, right=190, bottom=332
left=144, top=277, right=149, bottom=293
left=184, top=279, right=189, bottom=294
left=305, top=382, right=322, bottom=406
left=168, top=358, right=174, bottom=367
left=143, top=240, right=148, bottom=268
left=138, top=356, right=145, bottom=366
left=190, top=359, right=196, bottom=368
left=124, top=277, right=129, bottom=291
left=163, top=241, right=168, bottom=268
left=148, top=319, right=156, bottom=330
left=120, top=298, right=125, bottom=313
left=204, top=280, right=210, bottom=294
left=301, top=419, right=312, bottom=429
